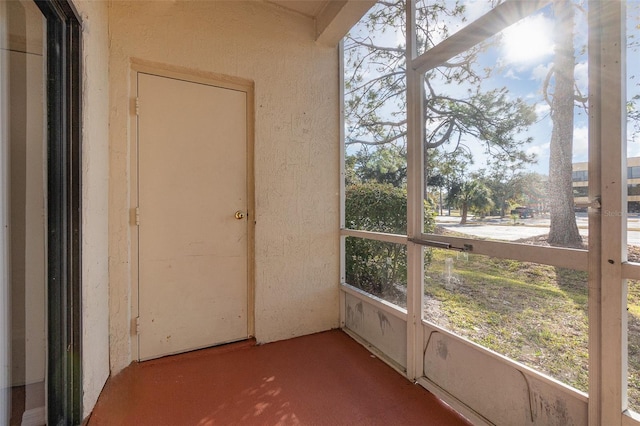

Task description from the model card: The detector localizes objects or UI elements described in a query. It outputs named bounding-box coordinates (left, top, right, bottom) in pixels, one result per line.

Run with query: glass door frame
left=34, top=0, right=82, bottom=423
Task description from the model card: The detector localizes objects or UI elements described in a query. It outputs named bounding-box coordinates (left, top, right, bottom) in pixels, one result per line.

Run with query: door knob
left=235, top=211, right=245, bottom=220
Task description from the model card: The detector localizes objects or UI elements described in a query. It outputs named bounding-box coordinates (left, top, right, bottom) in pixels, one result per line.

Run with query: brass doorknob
left=235, top=211, right=245, bottom=220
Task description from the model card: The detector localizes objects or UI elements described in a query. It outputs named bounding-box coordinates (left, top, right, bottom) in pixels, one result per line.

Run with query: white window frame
left=341, top=1, right=637, bottom=424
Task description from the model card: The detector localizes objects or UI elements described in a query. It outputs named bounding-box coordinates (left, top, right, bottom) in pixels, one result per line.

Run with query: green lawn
left=424, top=249, right=590, bottom=392
left=348, top=231, right=640, bottom=408
left=424, top=249, right=640, bottom=409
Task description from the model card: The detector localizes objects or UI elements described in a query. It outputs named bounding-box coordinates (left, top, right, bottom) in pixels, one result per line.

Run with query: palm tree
left=449, top=180, right=494, bottom=225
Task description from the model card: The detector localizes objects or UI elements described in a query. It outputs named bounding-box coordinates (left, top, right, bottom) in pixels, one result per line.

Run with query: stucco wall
left=73, top=0, right=111, bottom=418
left=108, top=1, right=340, bottom=373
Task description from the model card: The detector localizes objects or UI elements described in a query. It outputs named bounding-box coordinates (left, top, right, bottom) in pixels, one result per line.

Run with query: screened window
left=342, top=1, right=637, bottom=423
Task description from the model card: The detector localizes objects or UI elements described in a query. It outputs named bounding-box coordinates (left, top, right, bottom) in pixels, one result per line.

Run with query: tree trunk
left=460, top=203, right=468, bottom=224
left=548, top=0, right=582, bottom=247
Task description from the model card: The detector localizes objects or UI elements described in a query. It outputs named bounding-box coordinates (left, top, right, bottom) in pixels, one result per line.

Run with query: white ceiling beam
left=315, top=0, right=376, bottom=47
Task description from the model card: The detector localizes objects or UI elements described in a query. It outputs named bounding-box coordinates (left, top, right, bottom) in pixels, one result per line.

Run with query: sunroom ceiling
left=265, top=0, right=376, bottom=46
left=268, top=0, right=329, bottom=17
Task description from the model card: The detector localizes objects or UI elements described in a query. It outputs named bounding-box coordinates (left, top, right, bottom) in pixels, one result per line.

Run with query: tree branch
left=574, top=83, right=588, bottom=110
left=543, top=65, right=554, bottom=109
left=346, top=132, right=408, bottom=146
left=425, top=119, right=456, bottom=149
left=347, top=40, right=405, bottom=54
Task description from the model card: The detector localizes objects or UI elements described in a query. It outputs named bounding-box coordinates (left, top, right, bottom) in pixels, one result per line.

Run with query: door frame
left=33, top=0, right=83, bottom=423
left=129, top=60, right=255, bottom=361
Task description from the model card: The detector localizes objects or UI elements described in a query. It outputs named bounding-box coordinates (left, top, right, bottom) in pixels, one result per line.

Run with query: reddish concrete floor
left=88, top=330, right=470, bottom=425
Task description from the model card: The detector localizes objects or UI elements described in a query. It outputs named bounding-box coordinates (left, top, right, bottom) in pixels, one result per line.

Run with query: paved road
left=436, top=214, right=640, bottom=246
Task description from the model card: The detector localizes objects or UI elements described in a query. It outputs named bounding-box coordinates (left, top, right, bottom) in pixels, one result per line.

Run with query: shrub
left=345, top=182, right=435, bottom=301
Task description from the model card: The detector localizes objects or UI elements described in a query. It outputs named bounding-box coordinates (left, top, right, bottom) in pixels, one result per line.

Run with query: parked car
left=511, top=206, right=535, bottom=218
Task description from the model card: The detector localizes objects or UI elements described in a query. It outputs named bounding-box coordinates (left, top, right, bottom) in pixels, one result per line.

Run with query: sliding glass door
left=1, top=0, right=81, bottom=423
left=2, top=2, right=47, bottom=423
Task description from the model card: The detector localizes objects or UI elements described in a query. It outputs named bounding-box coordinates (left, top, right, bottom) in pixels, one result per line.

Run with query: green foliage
left=346, top=237, right=407, bottom=300
left=347, top=146, right=407, bottom=187
left=427, top=173, right=446, bottom=188
left=344, top=155, right=358, bottom=187
left=345, top=182, right=435, bottom=302
left=423, top=87, right=537, bottom=156
left=345, top=183, right=407, bottom=233
left=447, top=180, right=494, bottom=223
left=477, top=158, right=548, bottom=217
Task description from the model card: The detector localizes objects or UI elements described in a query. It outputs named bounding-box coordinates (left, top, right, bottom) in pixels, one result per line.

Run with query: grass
left=351, top=229, right=640, bottom=409
left=424, top=250, right=640, bottom=408
left=424, top=249, right=590, bottom=392
left=627, top=280, right=640, bottom=410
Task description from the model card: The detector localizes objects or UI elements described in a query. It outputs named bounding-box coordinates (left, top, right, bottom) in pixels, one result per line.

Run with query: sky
left=486, top=2, right=588, bottom=175
left=345, top=0, right=640, bottom=177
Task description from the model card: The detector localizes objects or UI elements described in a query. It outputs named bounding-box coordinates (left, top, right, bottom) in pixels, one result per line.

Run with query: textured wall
left=73, top=0, right=111, bottom=418
left=108, top=1, right=340, bottom=373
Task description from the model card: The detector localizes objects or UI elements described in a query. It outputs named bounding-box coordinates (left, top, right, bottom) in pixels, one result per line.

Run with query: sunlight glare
left=501, top=14, right=554, bottom=65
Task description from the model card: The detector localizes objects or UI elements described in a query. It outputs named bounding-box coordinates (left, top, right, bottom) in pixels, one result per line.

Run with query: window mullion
left=590, top=0, right=626, bottom=423
left=406, top=0, right=424, bottom=381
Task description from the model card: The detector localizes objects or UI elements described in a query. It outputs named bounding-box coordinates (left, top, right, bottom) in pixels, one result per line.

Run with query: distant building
left=572, top=157, right=640, bottom=212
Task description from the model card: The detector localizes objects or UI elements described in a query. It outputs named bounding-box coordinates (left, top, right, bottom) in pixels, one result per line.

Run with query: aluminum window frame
left=34, top=0, right=83, bottom=423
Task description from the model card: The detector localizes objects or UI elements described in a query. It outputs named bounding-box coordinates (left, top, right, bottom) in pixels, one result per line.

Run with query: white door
left=137, top=72, right=248, bottom=360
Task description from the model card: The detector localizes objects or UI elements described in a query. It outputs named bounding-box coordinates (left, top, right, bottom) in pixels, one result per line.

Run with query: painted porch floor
left=88, top=329, right=470, bottom=426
